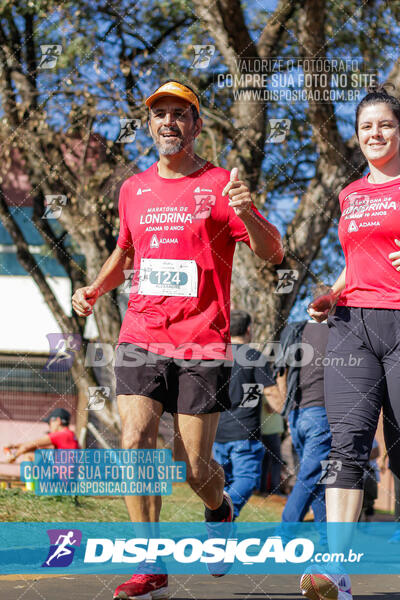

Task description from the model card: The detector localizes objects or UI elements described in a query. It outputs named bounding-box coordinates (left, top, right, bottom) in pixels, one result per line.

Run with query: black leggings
left=324, top=306, right=400, bottom=489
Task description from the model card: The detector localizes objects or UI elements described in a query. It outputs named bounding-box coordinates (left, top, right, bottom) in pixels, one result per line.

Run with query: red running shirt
left=49, top=428, right=79, bottom=449
left=338, top=174, right=400, bottom=308
left=117, top=161, right=268, bottom=358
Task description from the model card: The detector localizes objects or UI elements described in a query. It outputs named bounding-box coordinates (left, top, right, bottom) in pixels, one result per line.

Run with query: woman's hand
left=307, top=289, right=337, bottom=322
left=388, top=239, right=400, bottom=270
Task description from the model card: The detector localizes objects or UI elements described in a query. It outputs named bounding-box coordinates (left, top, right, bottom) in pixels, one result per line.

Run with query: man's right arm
left=72, top=245, right=134, bottom=317
left=263, top=370, right=287, bottom=414
left=7, top=436, right=53, bottom=462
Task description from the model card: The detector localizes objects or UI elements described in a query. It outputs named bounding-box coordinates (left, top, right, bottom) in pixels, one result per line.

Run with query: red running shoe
left=113, top=573, right=169, bottom=600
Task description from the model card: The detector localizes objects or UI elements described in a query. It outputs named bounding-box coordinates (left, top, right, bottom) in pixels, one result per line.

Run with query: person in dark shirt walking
left=274, top=320, right=331, bottom=523
left=213, top=310, right=275, bottom=520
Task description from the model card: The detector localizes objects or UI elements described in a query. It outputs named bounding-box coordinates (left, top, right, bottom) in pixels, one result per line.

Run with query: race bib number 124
left=138, top=258, right=198, bottom=297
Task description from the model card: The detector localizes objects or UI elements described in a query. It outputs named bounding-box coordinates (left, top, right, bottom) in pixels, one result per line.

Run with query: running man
left=72, top=80, right=284, bottom=599
left=45, top=531, right=77, bottom=566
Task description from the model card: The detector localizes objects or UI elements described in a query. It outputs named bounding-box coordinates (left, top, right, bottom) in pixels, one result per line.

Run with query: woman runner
left=302, top=84, right=400, bottom=600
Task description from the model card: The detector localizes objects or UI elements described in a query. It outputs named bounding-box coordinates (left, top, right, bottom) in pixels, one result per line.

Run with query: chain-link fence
left=0, top=353, right=77, bottom=423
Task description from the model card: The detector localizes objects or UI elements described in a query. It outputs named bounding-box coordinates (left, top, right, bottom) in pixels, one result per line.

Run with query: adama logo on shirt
left=150, top=235, right=178, bottom=248
left=348, top=220, right=358, bottom=233
left=150, top=234, right=159, bottom=248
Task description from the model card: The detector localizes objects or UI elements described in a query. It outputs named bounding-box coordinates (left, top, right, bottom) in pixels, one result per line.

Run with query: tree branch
left=257, top=0, right=299, bottom=58
left=5, top=10, right=22, bottom=64
left=31, top=191, right=86, bottom=290
left=0, top=186, right=82, bottom=336
left=297, top=0, right=344, bottom=162
left=0, top=24, right=20, bottom=127
left=192, top=0, right=258, bottom=73
left=201, top=105, right=236, bottom=135
left=24, top=12, right=38, bottom=110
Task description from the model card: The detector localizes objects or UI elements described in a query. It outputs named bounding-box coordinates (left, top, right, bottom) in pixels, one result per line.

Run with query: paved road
left=1, top=574, right=400, bottom=599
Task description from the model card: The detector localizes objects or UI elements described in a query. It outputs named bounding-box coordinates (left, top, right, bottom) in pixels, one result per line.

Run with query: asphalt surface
left=1, top=574, right=400, bottom=599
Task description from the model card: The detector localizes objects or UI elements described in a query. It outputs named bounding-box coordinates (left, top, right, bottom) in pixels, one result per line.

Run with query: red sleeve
left=117, top=181, right=133, bottom=250
left=49, top=430, right=79, bottom=449
left=48, top=431, right=62, bottom=448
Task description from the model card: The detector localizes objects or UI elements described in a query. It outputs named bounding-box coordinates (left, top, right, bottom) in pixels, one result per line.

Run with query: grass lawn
left=0, top=483, right=284, bottom=522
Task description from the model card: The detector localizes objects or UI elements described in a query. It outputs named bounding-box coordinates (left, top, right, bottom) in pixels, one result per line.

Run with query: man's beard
left=151, top=127, right=191, bottom=156
left=155, top=137, right=185, bottom=156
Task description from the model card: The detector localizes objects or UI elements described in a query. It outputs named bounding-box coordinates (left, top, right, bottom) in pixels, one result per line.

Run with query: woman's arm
left=308, top=268, right=346, bottom=322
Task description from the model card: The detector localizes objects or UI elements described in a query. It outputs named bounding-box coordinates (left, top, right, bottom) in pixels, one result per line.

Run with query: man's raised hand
left=222, top=167, right=253, bottom=218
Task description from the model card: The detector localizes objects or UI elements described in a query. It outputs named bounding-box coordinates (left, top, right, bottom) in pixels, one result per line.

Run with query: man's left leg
left=174, top=413, right=234, bottom=578
left=173, top=359, right=233, bottom=513
left=174, top=413, right=225, bottom=510
left=114, top=395, right=168, bottom=600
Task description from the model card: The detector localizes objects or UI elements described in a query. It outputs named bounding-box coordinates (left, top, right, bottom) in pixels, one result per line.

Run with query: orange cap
left=145, top=81, right=200, bottom=115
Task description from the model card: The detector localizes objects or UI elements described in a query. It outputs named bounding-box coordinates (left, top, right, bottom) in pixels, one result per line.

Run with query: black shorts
left=114, top=343, right=232, bottom=415
left=324, top=306, right=400, bottom=489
